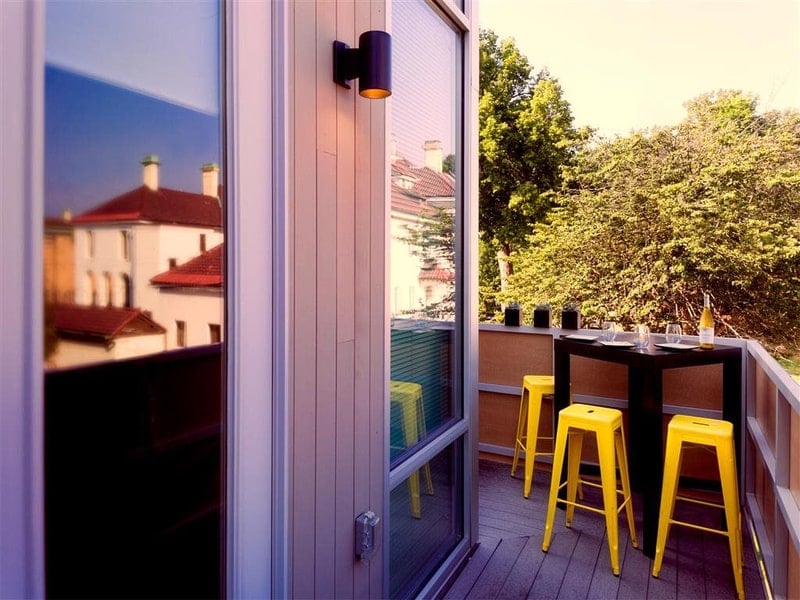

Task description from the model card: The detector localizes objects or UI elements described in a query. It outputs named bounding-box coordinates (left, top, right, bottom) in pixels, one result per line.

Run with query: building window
left=88, top=271, right=97, bottom=305
left=209, top=324, right=221, bottom=343
left=168, top=258, right=177, bottom=268
left=104, top=272, right=112, bottom=306
left=200, top=234, right=207, bottom=252
left=121, top=231, right=129, bottom=260
left=86, top=231, right=94, bottom=258
left=176, top=320, right=186, bottom=347
left=121, top=273, right=132, bottom=308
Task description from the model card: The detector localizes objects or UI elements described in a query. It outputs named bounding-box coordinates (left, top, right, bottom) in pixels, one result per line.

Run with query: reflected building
left=47, top=156, right=224, bottom=367
left=390, top=140, right=455, bottom=317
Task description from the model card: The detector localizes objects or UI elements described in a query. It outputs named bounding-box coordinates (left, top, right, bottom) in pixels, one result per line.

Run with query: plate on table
left=597, top=340, right=635, bottom=348
left=655, top=342, right=699, bottom=351
left=563, top=334, right=598, bottom=342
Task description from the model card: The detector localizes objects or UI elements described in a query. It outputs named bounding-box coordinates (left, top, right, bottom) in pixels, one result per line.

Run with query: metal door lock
left=355, top=511, right=380, bottom=561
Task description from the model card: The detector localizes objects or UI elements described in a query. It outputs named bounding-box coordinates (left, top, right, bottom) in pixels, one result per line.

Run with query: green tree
left=506, top=91, right=800, bottom=352
left=478, top=29, right=588, bottom=319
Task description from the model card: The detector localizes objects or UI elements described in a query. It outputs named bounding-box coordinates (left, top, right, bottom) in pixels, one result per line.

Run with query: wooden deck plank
left=443, top=460, right=766, bottom=600
left=496, top=535, right=545, bottom=599
left=528, top=531, right=577, bottom=598
left=443, top=540, right=498, bottom=599
left=467, top=536, right=528, bottom=599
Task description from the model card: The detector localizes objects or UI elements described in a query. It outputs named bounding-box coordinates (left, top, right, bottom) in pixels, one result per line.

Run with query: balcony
left=445, top=323, right=799, bottom=599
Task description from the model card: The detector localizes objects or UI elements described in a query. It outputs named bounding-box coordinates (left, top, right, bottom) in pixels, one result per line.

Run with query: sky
left=478, top=0, right=800, bottom=138
left=44, top=1, right=220, bottom=217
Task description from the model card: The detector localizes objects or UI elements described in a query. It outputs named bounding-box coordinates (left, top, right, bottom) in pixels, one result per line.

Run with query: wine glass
left=665, top=323, right=682, bottom=344
left=601, top=321, right=618, bottom=341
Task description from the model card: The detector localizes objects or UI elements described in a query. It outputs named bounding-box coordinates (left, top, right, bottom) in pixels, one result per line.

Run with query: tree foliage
left=504, top=91, right=800, bottom=352
left=478, top=29, right=588, bottom=319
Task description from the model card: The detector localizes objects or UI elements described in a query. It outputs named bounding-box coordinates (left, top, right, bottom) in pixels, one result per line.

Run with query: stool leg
left=399, top=393, right=422, bottom=519
left=597, top=426, right=621, bottom=576
left=542, top=420, right=568, bottom=553
left=615, top=427, right=638, bottom=548
left=511, top=388, right=528, bottom=477
left=565, top=429, right=584, bottom=527
left=523, top=387, right=546, bottom=499
left=717, top=439, right=744, bottom=600
left=415, top=393, right=435, bottom=496
left=652, top=434, right=684, bottom=577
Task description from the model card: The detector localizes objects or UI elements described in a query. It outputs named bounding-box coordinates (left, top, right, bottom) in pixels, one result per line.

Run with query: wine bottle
left=698, top=293, right=715, bottom=349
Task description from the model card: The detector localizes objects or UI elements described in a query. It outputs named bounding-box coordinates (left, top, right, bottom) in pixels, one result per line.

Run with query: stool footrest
left=668, top=518, right=733, bottom=538
left=674, top=494, right=726, bottom=511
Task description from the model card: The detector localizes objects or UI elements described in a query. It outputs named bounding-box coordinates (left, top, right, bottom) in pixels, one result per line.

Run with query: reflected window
left=209, top=324, right=221, bottom=343
left=86, top=231, right=94, bottom=258
left=104, top=272, right=112, bottom=306
left=121, top=273, right=131, bottom=308
left=200, top=234, right=207, bottom=252
left=176, top=320, right=187, bottom=347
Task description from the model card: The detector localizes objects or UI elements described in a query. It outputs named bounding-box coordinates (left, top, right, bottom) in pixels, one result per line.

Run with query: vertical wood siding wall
left=289, top=1, right=387, bottom=597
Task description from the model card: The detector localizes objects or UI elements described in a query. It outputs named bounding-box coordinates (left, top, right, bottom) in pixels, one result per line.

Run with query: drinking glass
left=665, top=323, right=682, bottom=344
left=601, top=321, right=618, bottom=341
left=634, top=324, right=650, bottom=348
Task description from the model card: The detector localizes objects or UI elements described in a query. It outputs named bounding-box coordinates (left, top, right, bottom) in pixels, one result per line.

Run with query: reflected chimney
left=141, top=155, right=160, bottom=190
left=423, top=140, right=443, bottom=173
left=201, top=163, right=220, bottom=198
left=61, top=208, right=72, bottom=222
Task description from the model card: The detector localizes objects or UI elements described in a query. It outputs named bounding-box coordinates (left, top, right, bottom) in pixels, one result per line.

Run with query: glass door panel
left=389, top=0, right=465, bottom=596
left=43, top=2, right=224, bottom=597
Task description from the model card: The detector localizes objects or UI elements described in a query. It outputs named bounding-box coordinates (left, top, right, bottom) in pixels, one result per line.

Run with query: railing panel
left=754, top=362, right=778, bottom=454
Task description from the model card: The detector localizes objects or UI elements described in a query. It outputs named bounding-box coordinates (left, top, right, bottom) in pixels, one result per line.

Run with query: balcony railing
left=476, top=323, right=799, bottom=599
left=45, top=344, right=223, bottom=599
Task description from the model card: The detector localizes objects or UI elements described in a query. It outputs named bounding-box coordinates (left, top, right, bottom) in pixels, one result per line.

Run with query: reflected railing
left=44, top=344, right=223, bottom=599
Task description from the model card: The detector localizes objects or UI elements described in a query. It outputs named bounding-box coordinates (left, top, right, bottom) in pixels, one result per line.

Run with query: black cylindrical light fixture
left=333, top=30, right=392, bottom=100
left=357, top=30, right=391, bottom=99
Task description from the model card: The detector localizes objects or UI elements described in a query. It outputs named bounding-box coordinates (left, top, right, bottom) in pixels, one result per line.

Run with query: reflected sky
left=45, top=66, right=219, bottom=217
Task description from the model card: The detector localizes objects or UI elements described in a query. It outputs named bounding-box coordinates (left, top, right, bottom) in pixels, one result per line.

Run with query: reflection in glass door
left=43, top=2, right=224, bottom=597
left=388, top=1, right=469, bottom=597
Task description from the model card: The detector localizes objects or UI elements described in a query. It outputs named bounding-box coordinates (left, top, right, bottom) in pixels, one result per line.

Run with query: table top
left=554, top=334, right=742, bottom=369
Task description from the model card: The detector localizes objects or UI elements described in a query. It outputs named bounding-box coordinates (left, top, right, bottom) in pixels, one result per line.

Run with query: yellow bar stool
left=390, top=380, right=434, bottom=518
left=512, top=375, right=581, bottom=499
left=651, top=415, right=744, bottom=600
left=511, top=375, right=556, bottom=498
left=541, top=403, right=638, bottom=576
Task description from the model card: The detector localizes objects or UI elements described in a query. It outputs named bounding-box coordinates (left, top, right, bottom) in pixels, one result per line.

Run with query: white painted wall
left=154, top=287, right=223, bottom=349
left=73, top=222, right=223, bottom=312
left=50, top=333, right=166, bottom=368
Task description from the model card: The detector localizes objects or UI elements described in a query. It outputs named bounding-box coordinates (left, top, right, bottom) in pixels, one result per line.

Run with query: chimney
left=61, top=208, right=72, bottom=222
left=423, top=140, right=443, bottom=173
left=141, top=154, right=160, bottom=190
left=201, top=163, right=220, bottom=198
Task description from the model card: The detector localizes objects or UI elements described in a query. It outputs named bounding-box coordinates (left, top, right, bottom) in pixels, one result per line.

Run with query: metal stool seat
left=542, top=403, right=637, bottom=576
left=651, top=414, right=744, bottom=600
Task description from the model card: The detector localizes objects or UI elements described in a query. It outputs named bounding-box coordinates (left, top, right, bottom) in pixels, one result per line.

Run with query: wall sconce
left=333, top=31, right=392, bottom=99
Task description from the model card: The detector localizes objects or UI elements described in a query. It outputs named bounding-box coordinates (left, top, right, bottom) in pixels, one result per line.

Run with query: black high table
left=553, top=335, right=742, bottom=558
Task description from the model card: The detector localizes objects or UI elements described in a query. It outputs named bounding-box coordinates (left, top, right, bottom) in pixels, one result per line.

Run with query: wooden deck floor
left=443, top=459, right=766, bottom=600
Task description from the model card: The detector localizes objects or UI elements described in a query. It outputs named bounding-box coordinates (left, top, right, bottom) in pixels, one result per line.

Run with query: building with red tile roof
left=49, top=304, right=166, bottom=368
left=389, top=141, right=455, bottom=317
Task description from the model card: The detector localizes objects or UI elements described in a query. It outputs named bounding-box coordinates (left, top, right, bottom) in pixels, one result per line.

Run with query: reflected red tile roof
left=392, top=159, right=455, bottom=198
left=54, top=304, right=166, bottom=339
left=150, top=244, right=223, bottom=287
left=418, top=268, right=455, bottom=282
left=73, top=185, right=221, bottom=227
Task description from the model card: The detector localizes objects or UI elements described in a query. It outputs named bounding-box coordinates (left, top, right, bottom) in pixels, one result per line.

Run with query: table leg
left=629, top=366, right=663, bottom=558
left=553, top=348, right=571, bottom=505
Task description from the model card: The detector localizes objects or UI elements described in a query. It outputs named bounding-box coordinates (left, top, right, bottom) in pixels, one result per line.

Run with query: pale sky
left=478, top=0, right=800, bottom=137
